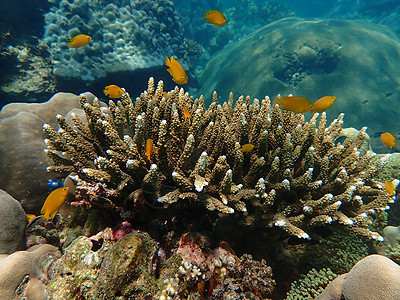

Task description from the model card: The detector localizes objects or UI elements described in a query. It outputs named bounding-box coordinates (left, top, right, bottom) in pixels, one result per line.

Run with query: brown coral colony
left=43, top=77, right=393, bottom=241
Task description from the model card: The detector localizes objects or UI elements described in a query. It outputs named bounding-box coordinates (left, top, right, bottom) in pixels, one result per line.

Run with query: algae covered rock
left=45, top=231, right=159, bottom=299
left=199, top=18, right=400, bottom=146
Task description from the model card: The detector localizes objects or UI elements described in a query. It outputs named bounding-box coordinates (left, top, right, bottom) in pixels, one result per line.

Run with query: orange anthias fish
left=381, top=132, right=395, bottom=148
left=275, top=95, right=313, bottom=113
left=204, top=10, right=227, bottom=27
left=26, top=214, right=37, bottom=222
left=183, top=107, right=191, bottom=124
left=310, top=96, right=336, bottom=113
left=68, top=34, right=91, bottom=48
left=40, top=187, right=69, bottom=221
left=145, top=139, right=153, bottom=163
left=104, top=84, right=124, bottom=98
left=165, top=56, right=188, bottom=85
left=239, top=144, right=254, bottom=152
left=385, top=181, right=396, bottom=196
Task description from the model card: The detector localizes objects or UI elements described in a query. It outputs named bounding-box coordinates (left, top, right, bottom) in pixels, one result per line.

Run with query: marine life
left=380, top=132, right=395, bottom=148
left=26, top=214, right=37, bottom=222
left=68, top=34, right=91, bottom=48
left=145, top=139, right=153, bottom=163
left=104, top=85, right=124, bottom=98
left=204, top=10, right=227, bottom=27
left=165, top=56, right=188, bottom=85
left=40, top=187, right=69, bottom=221
left=183, top=107, right=191, bottom=123
left=275, top=95, right=313, bottom=113
left=310, top=96, right=336, bottom=113
left=385, top=181, right=396, bottom=196
left=239, top=143, right=254, bottom=152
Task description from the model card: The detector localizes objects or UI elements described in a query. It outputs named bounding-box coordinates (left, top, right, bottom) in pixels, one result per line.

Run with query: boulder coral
left=199, top=18, right=400, bottom=148
left=316, top=254, right=400, bottom=300
left=43, top=0, right=186, bottom=81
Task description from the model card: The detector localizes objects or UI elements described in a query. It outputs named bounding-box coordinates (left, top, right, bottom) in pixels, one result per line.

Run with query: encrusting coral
left=43, top=77, right=393, bottom=241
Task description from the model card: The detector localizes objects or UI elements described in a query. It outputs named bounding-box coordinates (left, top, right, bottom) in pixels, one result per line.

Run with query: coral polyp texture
left=43, top=0, right=185, bottom=80
left=44, top=77, right=393, bottom=241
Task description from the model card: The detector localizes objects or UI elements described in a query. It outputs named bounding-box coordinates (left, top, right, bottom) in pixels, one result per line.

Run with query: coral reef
left=0, top=41, right=55, bottom=105
left=198, top=18, right=400, bottom=150
left=39, top=229, right=274, bottom=299
left=44, top=78, right=393, bottom=242
left=316, top=254, right=400, bottom=300
left=43, top=0, right=186, bottom=81
left=0, top=244, right=59, bottom=300
left=285, top=268, right=337, bottom=300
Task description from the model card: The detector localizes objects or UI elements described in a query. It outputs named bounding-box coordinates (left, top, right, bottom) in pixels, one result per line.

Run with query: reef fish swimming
left=310, top=96, right=336, bottom=113
left=68, top=34, right=91, bottom=48
left=380, top=132, right=395, bottom=148
left=104, top=84, right=124, bottom=98
left=239, top=144, right=254, bottom=152
left=40, top=187, right=69, bottom=221
left=385, top=180, right=396, bottom=196
left=204, top=10, right=227, bottom=27
left=183, top=107, right=191, bottom=124
left=275, top=95, right=313, bottom=113
left=165, top=56, right=188, bottom=85
left=145, top=139, right=153, bottom=163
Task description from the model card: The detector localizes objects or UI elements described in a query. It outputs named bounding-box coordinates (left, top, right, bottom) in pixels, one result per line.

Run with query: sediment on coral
left=44, top=77, right=393, bottom=241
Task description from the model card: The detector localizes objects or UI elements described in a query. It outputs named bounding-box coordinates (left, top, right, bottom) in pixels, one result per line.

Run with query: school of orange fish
left=33, top=8, right=394, bottom=221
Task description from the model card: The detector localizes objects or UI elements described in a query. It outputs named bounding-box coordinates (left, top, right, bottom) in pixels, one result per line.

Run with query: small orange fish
left=183, top=107, right=191, bottom=124
left=165, top=56, right=188, bottom=85
left=40, top=187, right=69, bottom=221
left=68, top=34, right=91, bottom=48
left=385, top=181, right=396, bottom=196
left=381, top=132, right=395, bottom=148
left=310, top=96, right=336, bottom=113
left=162, top=92, right=168, bottom=99
left=145, top=139, right=153, bottom=163
left=104, top=84, right=124, bottom=98
left=26, top=214, right=37, bottom=222
left=275, top=95, right=313, bottom=113
left=204, top=10, right=227, bottom=27
left=239, top=144, right=254, bottom=152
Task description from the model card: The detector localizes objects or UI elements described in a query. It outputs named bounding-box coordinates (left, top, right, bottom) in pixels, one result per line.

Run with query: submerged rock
left=0, top=189, right=27, bottom=254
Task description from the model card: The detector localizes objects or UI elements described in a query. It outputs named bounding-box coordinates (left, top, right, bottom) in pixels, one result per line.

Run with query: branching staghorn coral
left=43, top=77, right=393, bottom=241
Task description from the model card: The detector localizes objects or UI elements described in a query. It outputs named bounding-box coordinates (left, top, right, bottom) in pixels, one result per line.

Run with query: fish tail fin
left=50, top=210, right=58, bottom=219
left=274, top=95, right=283, bottom=106
left=41, top=212, right=50, bottom=221
left=165, top=56, right=171, bottom=67
left=68, top=41, right=73, bottom=47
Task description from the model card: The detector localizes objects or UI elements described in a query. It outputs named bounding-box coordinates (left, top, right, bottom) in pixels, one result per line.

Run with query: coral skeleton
left=44, top=78, right=392, bottom=240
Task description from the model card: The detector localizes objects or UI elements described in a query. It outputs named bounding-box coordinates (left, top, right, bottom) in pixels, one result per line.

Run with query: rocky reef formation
left=43, top=77, right=393, bottom=242
left=198, top=18, right=400, bottom=150
left=43, top=0, right=186, bottom=81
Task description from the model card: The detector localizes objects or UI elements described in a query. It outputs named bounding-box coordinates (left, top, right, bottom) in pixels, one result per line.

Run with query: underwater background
left=1, top=0, right=400, bottom=299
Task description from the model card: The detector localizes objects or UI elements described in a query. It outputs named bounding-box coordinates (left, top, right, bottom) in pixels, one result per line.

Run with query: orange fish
left=204, top=10, right=227, bottom=27
left=145, top=139, right=153, bottom=163
left=385, top=181, right=396, bottom=196
left=183, top=107, right=191, bottom=124
left=310, top=96, right=336, bottom=113
left=26, top=214, right=37, bottom=222
left=68, top=34, right=91, bottom=48
left=165, top=56, right=188, bottom=85
left=275, top=95, right=313, bottom=113
left=381, top=132, right=395, bottom=148
left=239, top=144, right=254, bottom=152
left=162, top=92, right=168, bottom=99
left=40, top=187, right=69, bottom=221
left=104, top=85, right=124, bottom=98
